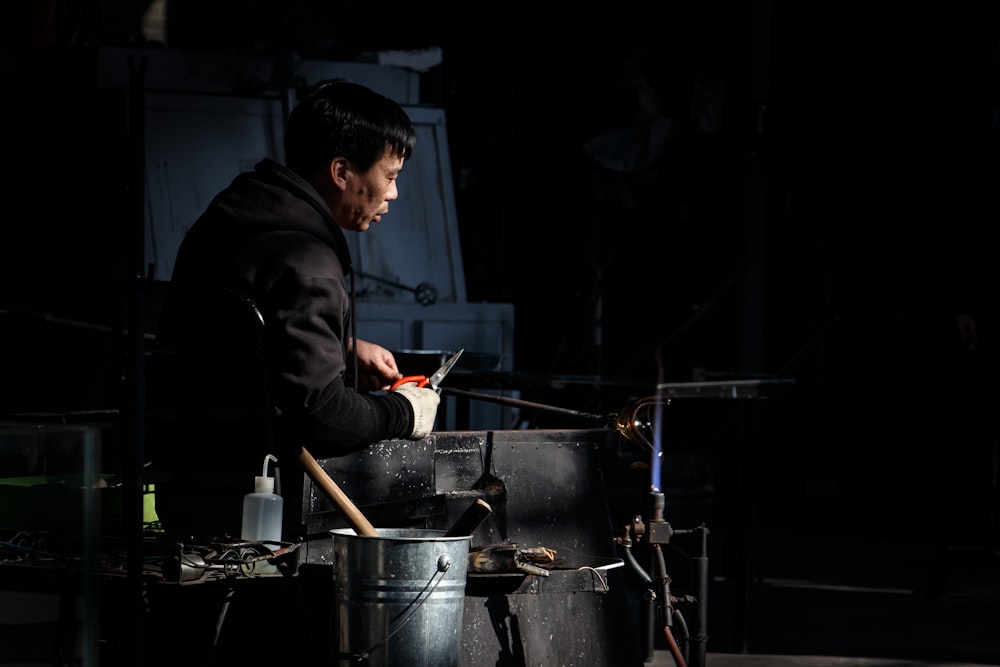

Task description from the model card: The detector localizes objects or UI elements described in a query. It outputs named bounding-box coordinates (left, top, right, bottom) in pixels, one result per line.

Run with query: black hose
left=620, top=540, right=653, bottom=584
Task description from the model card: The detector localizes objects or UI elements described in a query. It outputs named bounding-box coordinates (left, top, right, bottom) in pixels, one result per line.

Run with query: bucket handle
left=338, top=552, right=455, bottom=662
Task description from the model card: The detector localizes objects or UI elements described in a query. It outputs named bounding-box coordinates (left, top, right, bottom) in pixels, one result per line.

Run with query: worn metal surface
left=302, top=428, right=646, bottom=666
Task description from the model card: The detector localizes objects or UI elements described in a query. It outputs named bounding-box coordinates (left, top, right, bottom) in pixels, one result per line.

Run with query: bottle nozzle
left=255, top=454, right=279, bottom=492
left=262, top=453, right=277, bottom=479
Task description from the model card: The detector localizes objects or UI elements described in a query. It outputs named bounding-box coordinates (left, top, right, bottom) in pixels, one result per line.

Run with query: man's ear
left=329, top=157, right=350, bottom=191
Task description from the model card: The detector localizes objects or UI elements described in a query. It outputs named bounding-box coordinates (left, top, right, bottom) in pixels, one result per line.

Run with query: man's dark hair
left=284, top=79, right=416, bottom=179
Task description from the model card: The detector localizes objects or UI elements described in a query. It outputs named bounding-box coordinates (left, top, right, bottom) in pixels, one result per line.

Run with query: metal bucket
left=331, top=528, right=472, bottom=666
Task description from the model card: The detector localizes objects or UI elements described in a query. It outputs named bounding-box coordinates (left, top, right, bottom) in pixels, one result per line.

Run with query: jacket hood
left=215, top=158, right=353, bottom=274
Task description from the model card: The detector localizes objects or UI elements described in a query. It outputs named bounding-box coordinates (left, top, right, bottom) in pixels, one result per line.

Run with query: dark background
left=2, top=2, right=998, bottom=386
left=1, top=5, right=998, bottom=489
left=2, top=2, right=1000, bottom=659
left=1, top=0, right=998, bottom=522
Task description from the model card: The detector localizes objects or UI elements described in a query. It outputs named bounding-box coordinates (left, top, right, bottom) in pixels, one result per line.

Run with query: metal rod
left=439, top=386, right=607, bottom=422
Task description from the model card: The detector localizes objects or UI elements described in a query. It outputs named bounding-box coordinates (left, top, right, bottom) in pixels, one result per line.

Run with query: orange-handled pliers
left=391, top=349, right=464, bottom=393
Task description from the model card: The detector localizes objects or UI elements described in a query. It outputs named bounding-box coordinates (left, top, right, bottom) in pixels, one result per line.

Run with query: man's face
left=336, top=152, right=405, bottom=233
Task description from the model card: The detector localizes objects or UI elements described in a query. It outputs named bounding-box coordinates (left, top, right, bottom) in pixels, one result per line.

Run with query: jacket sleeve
left=294, top=375, right=413, bottom=455
left=260, top=249, right=413, bottom=454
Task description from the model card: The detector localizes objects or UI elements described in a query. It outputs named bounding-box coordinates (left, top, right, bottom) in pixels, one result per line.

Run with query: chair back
left=146, top=283, right=277, bottom=540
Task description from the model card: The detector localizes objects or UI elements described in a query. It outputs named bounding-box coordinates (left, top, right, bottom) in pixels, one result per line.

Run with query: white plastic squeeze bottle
left=241, top=453, right=283, bottom=572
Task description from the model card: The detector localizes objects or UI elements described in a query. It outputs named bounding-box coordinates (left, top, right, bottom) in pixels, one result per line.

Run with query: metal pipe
left=123, top=53, right=150, bottom=667
left=439, top=386, right=607, bottom=422
left=689, top=525, right=710, bottom=667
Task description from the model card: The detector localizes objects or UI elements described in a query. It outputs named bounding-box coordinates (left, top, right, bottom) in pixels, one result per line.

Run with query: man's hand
left=349, top=338, right=403, bottom=391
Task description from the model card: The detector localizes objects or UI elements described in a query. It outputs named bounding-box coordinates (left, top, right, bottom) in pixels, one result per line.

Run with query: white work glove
left=393, top=384, right=441, bottom=439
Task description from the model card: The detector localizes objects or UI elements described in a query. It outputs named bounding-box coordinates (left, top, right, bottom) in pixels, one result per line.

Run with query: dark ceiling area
left=3, top=5, right=1000, bottom=662
left=2, top=2, right=999, bottom=439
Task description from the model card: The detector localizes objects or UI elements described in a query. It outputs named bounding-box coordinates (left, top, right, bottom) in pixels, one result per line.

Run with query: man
left=150, top=80, right=441, bottom=541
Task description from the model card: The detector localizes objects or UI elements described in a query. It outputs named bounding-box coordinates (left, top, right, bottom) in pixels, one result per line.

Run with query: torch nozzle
left=650, top=490, right=666, bottom=523
left=647, top=491, right=672, bottom=544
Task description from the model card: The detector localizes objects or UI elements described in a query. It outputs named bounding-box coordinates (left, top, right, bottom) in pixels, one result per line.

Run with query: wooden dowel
left=445, top=498, right=493, bottom=537
left=298, top=446, right=379, bottom=537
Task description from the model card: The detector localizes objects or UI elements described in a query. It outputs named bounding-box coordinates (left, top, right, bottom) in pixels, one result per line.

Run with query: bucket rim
left=330, top=527, right=472, bottom=543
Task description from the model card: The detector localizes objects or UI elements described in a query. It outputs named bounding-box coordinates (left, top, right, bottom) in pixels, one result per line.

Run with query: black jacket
left=167, top=158, right=413, bottom=450
left=152, top=159, right=412, bottom=539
